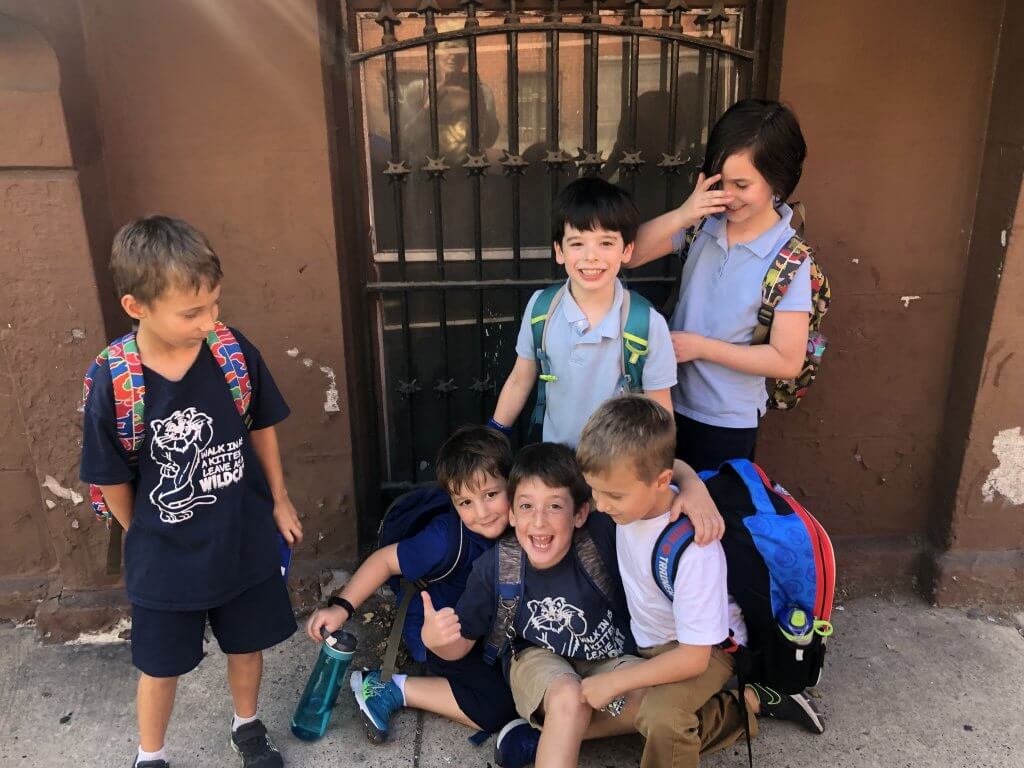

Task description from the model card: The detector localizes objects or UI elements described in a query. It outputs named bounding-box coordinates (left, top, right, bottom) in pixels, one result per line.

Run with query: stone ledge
left=923, top=547, right=1024, bottom=608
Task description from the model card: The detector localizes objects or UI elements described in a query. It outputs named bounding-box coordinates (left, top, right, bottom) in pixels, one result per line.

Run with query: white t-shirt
left=616, top=510, right=747, bottom=649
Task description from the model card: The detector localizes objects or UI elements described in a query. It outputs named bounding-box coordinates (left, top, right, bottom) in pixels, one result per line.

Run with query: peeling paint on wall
left=41, top=475, right=83, bottom=505
left=320, top=366, right=341, bottom=413
left=900, top=295, right=922, bottom=308
left=981, top=427, right=1024, bottom=505
left=65, top=617, right=131, bottom=645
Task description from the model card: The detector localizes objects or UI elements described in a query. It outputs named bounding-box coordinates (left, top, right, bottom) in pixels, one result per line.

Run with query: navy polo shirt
left=396, top=512, right=495, bottom=662
left=80, top=328, right=289, bottom=611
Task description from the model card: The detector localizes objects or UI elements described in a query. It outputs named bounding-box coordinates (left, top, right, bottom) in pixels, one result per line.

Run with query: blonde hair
left=577, top=396, right=675, bottom=483
left=110, top=215, right=222, bottom=304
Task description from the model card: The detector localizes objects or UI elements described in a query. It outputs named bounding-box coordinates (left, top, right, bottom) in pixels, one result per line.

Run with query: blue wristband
left=487, top=417, right=513, bottom=436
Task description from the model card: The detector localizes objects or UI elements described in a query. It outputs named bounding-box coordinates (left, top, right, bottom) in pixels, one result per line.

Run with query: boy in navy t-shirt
left=80, top=216, right=302, bottom=768
left=423, top=443, right=645, bottom=768
left=305, top=425, right=518, bottom=744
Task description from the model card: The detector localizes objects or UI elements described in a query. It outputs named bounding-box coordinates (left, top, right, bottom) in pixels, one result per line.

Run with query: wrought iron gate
left=333, top=0, right=776, bottom=515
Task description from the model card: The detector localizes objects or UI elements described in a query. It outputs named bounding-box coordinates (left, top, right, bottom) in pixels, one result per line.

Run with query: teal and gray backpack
left=529, top=283, right=654, bottom=427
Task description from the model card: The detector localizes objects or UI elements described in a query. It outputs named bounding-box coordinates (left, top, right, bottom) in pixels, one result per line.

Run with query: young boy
left=305, top=425, right=519, bottom=745
left=575, top=395, right=823, bottom=768
left=80, top=216, right=303, bottom=768
left=423, top=442, right=646, bottom=768
left=491, top=177, right=677, bottom=448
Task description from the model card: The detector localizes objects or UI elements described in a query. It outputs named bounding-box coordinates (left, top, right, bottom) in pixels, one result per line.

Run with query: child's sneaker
left=350, top=669, right=404, bottom=743
left=229, top=719, right=283, bottom=767
left=748, top=683, right=825, bottom=734
left=494, top=718, right=540, bottom=768
left=134, top=761, right=170, bottom=768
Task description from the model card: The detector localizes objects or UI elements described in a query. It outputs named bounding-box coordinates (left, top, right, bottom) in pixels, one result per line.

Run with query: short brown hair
left=577, top=396, right=676, bottom=483
left=435, top=425, right=513, bottom=495
left=507, top=442, right=590, bottom=512
left=110, top=215, right=223, bottom=305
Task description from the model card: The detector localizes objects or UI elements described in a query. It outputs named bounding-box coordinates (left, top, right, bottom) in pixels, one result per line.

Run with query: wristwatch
left=326, top=596, right=355, bottom=618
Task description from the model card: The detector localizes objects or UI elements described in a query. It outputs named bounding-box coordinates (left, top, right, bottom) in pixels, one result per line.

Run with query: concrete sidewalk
left=1, top=595, right=1022, bottom=768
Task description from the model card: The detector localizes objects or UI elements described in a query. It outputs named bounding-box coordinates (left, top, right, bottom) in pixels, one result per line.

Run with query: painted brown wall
left=0, top=9, right=115, bottom=624
left=72, top=0, right=359, bottom=581
left=760, top=0, right=1005, bottom=590
left=928, top=0, right=1024, bottom=604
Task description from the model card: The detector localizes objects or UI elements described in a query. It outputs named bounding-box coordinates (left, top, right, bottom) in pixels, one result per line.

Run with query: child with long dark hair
left=631, top=99, right=813, bottom=471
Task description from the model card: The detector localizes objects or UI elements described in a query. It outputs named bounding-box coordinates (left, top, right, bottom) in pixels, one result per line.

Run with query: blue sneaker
left=494, top=718, right=540, bottom=768
left=350, top=669, right=404, bottom=743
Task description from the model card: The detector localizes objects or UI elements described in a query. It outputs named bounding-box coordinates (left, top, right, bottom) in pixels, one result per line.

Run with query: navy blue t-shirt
left=396, top=511, right=494, bottom=662
left=457, top=512, right=635, bottom=664
left=80, top=328, right=289, bottom=611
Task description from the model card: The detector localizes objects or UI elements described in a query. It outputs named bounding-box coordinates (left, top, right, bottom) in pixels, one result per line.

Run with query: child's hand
left=420, top=592, right=463, bottom=650
left=671, top=331, right=706, bottom=364
left=677, top=172, right=732, bottom=229
left=669, top=486, right=724, bottom=546
left=273, top=495, right=304, bottom=546
left=305, top=605, right=347, bottom=642
left=579, top=672, right=621, bottom=711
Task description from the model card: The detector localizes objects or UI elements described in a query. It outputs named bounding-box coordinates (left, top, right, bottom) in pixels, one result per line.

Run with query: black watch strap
left=327, top=596, right=355, bottom=617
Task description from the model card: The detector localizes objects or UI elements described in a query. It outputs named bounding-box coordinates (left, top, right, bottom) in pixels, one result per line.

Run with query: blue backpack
left=653, top=459, right=836, bottom=695
left=376, top=483, right=470, bottom=680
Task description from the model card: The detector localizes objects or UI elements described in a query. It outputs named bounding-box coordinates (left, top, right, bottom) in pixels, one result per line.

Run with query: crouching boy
left=306, top=425, right=518, bottom=742
left=576, top=395, right=763, bottom=768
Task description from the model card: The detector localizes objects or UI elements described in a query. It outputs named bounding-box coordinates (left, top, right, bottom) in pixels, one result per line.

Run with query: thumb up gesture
left=420, top=591, right=463, bottom=651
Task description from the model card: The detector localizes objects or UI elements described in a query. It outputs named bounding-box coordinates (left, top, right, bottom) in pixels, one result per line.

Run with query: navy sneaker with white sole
left=494, top=717, right=540, bottom=768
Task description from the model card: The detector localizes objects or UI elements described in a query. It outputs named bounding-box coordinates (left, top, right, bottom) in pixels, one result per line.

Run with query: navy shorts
left=425, top=644, right=518, bottom=734
left=674, top=412, right=758, bottom=474
left=131, top=573, right=296, bottom=678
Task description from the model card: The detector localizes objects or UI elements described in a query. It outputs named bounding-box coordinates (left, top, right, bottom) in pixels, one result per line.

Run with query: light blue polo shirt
left=668, top=204, right=812, bottom=429
left=515, top=278, right=677, bottom=448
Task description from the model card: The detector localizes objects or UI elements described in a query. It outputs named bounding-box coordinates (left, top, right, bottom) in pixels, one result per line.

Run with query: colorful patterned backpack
left=81, top=322, right=252, bottom=572
left=680, top=210, right=831, bottom=410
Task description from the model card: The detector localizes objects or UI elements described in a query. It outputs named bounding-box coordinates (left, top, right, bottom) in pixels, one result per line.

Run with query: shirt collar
left=703, top=203, right=796, bottom=260
left=562, top=278, right=625, bottom=339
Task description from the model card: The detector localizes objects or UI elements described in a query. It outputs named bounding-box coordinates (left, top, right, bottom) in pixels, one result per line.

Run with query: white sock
left=391, top=673, right=408, bottom=706
left=136, top=745, right=167, bottom=765
left=232, top=712, right=259, bottom=732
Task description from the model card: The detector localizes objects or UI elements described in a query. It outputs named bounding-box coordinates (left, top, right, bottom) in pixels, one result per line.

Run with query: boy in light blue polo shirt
left=491, top=177, right=677, bottom=448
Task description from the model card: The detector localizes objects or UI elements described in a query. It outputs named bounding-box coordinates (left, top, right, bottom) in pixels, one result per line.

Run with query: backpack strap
left=651, top=517, right=696, bottom=601
left=483, top=531, right=525, bottom=665
left=676, top=217, right=707, bottom=267
left=751, top=236, right=813, bottom=346
left=529, top=284, right=566, bottom=428
left=572, top=527, right=615, bottom=606
left=206, top=322, right=253, bottom=426
left=82, top=331, right=144, bottom=574
left=83, top=331, right=145, bottom=525
left=719, top=459, right=775, bottom=514
left=619, top=290, right=651, bottom=394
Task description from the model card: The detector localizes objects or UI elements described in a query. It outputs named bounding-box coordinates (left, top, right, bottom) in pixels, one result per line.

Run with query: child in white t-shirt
left=576, top=395, right=820, bottom=768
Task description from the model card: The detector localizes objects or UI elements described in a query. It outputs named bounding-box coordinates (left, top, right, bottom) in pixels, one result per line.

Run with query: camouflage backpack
left=681, top=205, right=831, bottom=410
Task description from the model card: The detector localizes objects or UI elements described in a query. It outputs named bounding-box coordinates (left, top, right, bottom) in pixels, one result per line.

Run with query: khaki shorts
left=508, top=646, right=642, bottom=728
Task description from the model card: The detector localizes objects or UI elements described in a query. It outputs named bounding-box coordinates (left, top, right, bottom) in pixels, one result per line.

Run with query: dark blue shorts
left=131, top=573, right=296, bottom=678
left=674, top=412, right=758, bottom=474
left=425, top=643, right=518, bottom=734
